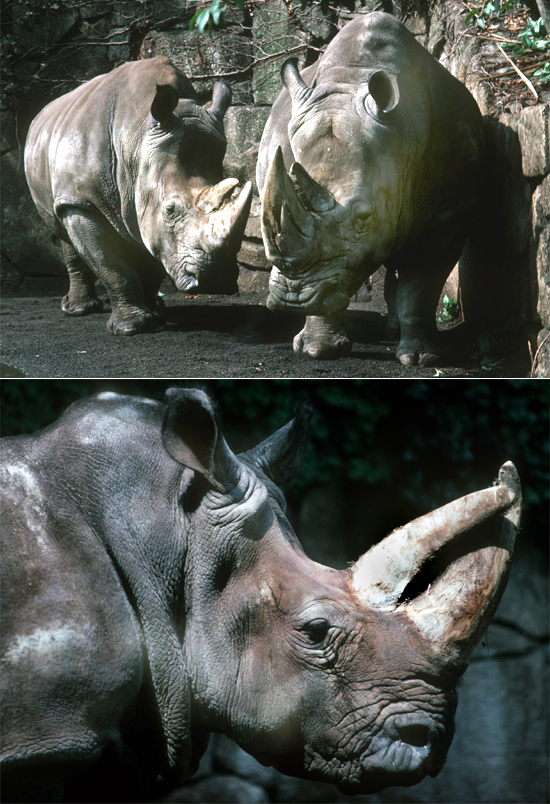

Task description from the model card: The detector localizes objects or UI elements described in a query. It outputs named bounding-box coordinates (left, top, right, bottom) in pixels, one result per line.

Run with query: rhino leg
left=390, top=226, right=465, bottom=367
left=293, top=313, right=352, bottom=359
left=61, top=240, right=103, bottom=316
left=62, top=209, right=166, bottom=335
left=383, top=266, right=400, bottom=340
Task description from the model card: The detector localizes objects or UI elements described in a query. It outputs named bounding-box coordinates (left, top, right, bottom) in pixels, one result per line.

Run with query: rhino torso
left=24, top=59, right=252, bottom=335
left=258, top=13, right=486, bottom=364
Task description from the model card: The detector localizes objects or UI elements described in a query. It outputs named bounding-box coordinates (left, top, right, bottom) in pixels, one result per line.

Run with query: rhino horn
left=200, top=180, right=253, bottom=251
left=351, top=462, right=521, bottom=664
left=261, top=146, right=318, bottom=265
left=209, top=80, right=232, bottom=121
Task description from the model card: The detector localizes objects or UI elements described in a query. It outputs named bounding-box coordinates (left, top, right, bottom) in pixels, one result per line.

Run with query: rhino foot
left=293, top=315, right=352, bottom=359
left=62, top=294, right=103, bottom=316
left=396, top=338, right=447, bottom=367
left=107, top=308, right=165, bottom=336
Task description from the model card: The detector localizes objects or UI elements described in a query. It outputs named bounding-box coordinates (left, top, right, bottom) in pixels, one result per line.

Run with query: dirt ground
left=0, top=271, right=531, bottom=378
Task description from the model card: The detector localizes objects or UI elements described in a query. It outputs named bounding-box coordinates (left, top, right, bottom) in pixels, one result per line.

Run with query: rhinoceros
left=257, top=12, right=486, bottom=364
left=0, top=389, right=520, bottom=803
left=24, top=57, right=253, bottom=335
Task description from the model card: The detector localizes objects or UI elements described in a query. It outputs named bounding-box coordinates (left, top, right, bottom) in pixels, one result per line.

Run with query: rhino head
left=162, top=390, right=520, bottom=794
left=137, top=82, right=252, bottom=294
left=261, top=59, right=412, bottom=318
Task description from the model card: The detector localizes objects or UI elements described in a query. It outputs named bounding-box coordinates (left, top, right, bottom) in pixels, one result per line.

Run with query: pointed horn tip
left=497, top=461, right=521, bottom=505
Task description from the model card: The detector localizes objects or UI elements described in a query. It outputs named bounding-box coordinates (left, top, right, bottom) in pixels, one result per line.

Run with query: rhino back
left=24, top=58, right=197, bottom=242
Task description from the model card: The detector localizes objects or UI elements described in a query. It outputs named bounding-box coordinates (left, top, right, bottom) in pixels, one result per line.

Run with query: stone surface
left=518, top=103, right=550, bottom=179
left=224, top=106, right=272, bottom=158
left=532, top=327, right=550, bottom=376
left=238, top=242, right=270, bottom=273
left=252, top=0, right=307, bottom=104
left=140, top=29, right=253, bottom=102
left=535, top=224, right=550, bottom=328
left=532, top=175, right=550, bottom=329
left=1, top=150, right=64, bottom=279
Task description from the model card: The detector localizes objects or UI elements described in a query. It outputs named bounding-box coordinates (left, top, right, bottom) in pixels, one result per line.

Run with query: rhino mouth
left=267, top=266, right=350, bottom=315
left=174, top=253, right=239, bottom=295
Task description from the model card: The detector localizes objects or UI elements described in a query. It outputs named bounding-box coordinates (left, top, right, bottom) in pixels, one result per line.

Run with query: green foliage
left=510, top=16, right=550, bottom=82
left=465, top=0, right=518, bottom=29
left=437, top=294, right=460, bottom=323
left=189, top=0, right=243, bottom=36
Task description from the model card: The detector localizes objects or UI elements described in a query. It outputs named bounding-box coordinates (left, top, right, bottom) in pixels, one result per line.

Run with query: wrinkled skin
left=0, top=390, right=519, bottom=803
left=25, top=58, right=252, bottom=335
left=257, top=13, right=486, bottom=363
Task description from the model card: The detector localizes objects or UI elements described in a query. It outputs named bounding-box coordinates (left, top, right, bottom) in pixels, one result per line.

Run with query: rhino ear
left=162, top=388, right=238, bottom=492
left=151, top=84, right=179, bottom=127
left=366, top=70, right=399, bottom=115
left=241, top=403, right=313, bottom=486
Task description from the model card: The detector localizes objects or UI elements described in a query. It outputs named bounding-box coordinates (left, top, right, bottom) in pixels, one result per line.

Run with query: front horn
left=202, top=180, right=253, bottom=252
left=261, top=146, right=321, bottom=266
left=351, top=462, right=521, bottom=663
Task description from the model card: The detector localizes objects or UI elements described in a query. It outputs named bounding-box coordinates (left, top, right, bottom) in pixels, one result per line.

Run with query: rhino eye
left=302, top=619, right=329, bottom=643
left=164, top=199, right=182, bottom=217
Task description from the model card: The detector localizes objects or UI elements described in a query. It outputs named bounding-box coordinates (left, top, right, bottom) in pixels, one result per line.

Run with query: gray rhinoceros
left=24, top=57, right=253, bottom=335
left=257, top=12, right=486, bottom=364
left=0, top=389, right=520, bottom=803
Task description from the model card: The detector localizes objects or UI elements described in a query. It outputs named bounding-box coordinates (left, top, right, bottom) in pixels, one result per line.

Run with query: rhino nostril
left=396, top=724, right=430, bottom=748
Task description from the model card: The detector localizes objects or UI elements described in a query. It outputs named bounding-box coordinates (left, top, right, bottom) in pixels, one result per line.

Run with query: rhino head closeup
left=138, top=81, right=253, bottom=294
left=0, top=390, right=521, bottom=801
left=165, top=391, right=520, bottom=794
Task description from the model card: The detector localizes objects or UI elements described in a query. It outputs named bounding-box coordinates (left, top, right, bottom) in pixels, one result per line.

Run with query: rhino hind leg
left=61, top=240, right=103, bottom=316
left=61, top=208, right=166, bottom=336
left=293, top=313, right=352, bottom=359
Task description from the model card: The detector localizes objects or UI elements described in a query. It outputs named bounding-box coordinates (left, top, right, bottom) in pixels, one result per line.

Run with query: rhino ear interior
left=241, top=403, right=313, bottom=486
left=151, top=84, right=180, bottom=126
left=162, top=388, right=225, bottom=490
left=367, top=71, right=400, bottom=115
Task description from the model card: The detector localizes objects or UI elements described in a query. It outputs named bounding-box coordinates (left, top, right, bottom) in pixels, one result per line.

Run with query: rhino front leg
left=61, top=240, right=103, bottom=316
left=390, top=226, right=466, bottom=367
left=61, top=208, right=165, bottom=335
left=293, top=313, right=352, bottom=359
left=383, top=266, right=400, bottom=340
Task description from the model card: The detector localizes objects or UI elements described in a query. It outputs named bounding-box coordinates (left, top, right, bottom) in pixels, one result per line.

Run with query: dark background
left=1, top=379, right=548, bottom=559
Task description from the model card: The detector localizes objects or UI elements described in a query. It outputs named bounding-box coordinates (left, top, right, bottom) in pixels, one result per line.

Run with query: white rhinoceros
left=257, top=12, right=486, bottom=364
left=25, top=57, right=252, bottom=335
left=1, top=389, right=520, bottom=802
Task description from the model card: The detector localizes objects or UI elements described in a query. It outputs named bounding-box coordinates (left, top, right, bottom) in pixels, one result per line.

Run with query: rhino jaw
left=351, top=462, right=521, bottom=667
